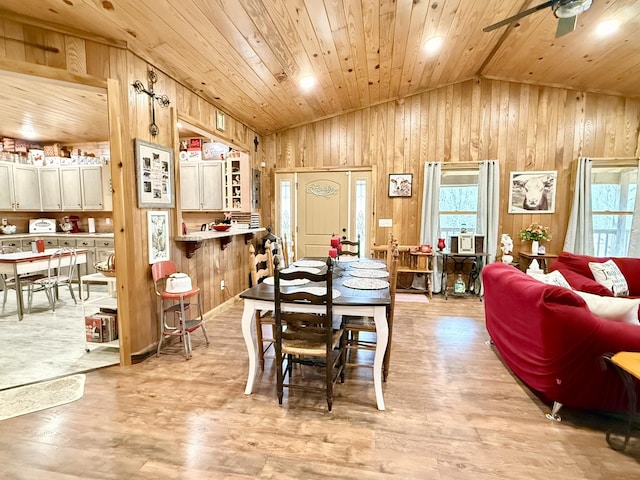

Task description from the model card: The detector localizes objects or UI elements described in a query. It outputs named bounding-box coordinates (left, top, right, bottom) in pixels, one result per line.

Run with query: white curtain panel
left=627, top=159, right=640, bottom=257
left=563, top=157, right=594, bottom=254
left=477, top=160, right=500, bottom=263
left=419, top=162, right=442, bottom=292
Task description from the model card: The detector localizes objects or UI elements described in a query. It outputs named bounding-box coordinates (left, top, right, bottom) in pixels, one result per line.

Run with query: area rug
left=0, top=374, right=86, bottom=421
left=395, top=293, right=429, bottom=303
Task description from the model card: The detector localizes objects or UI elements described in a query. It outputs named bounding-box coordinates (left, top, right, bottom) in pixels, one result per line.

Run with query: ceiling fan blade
left=555, top=15, right=577, bottom=37
left=483, top=0, right=556, bottom=32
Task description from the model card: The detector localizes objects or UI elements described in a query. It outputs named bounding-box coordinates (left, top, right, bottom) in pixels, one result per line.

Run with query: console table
left=437, top=251, right=489, bottom=299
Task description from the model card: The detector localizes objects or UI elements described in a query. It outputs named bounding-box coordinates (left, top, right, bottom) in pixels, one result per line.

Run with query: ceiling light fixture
left=553, top=0, right=592, bottom=19
left=20, top=125, right=36, bottom=139
left=423, top=36, right=443, bottom=54
left=596, top=19, right=619, bottom=36
left=299, top=75, right=317, bottom=91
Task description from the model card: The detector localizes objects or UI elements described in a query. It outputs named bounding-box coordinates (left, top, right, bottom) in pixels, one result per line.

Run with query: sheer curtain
left=564, top=157, right=594, bottom=254
left=477, top=160, right=500, bottom=264
left=419, top=162, right=442, bottom=292
left=627, top=159, right=640, bottom=257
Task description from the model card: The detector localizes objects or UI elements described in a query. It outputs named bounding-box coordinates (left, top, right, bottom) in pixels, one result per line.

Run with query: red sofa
left=549, top=251, right=640, bottom=297
left=483, top=262, right=640, bottom=414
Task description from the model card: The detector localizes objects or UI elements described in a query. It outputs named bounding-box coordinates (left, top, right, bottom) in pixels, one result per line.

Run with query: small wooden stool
left=602, top=351, right=640, bottom=450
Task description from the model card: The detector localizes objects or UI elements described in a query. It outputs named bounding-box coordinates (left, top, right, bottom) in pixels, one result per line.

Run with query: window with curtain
left=439, top=169, right=479, bottom=245
left=592, top=165, right=637, bottom=257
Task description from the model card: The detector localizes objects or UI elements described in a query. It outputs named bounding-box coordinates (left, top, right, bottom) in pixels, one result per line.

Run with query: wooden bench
left=371, top=241, right=433, bottom=298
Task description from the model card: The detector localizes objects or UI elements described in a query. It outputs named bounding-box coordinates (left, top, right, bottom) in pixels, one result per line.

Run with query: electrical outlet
left=1, top=218, right=6, bottom=226
left=220, top=280, right=225, bottom=291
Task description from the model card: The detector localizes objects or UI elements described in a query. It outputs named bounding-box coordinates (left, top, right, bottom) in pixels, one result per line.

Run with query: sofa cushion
left=551, top=252, right=603, bottom=279
left=589, top=259, right=629, bottom=296
left=554, top=267, right=614, bottom=296
left=574, top=291, right=640, bottom=325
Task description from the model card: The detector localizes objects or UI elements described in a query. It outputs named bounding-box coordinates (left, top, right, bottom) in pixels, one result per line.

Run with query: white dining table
left=0, top=248, right=87, bottom=320
left=239, top=260, right=391, bottom=410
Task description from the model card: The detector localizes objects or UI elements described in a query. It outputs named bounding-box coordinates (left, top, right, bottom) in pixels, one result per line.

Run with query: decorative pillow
left=526, top=269, right=571, bottom=289
left=574, top=291, right=640, bottom=325
left=588, top=260, right=629, bottom=296
left=556, top=268, right=614, bottom=297
left=543, top=270, right=571, bottom=288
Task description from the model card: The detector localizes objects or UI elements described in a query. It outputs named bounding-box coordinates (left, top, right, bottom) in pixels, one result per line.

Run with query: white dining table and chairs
left=0, top=248, right=87, bottom=320
left=240, top=256, right=391, bottom=410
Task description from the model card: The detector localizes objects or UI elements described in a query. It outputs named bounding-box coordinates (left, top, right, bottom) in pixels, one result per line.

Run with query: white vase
left=531, top=240, right=539, bottom=255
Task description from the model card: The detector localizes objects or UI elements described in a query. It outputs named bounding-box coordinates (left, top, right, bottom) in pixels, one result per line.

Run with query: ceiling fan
left=483, top=0, right=593, bottom=37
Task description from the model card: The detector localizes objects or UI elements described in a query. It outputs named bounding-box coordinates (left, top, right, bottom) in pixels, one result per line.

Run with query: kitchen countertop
left=175, top=227, right=265, bottom=242
left=0, top=232, right=115, bottom=239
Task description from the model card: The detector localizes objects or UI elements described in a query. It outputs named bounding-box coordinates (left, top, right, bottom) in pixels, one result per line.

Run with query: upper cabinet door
left=180, top=162, right=201, bottom=210
left=40, top=168, right=62, bottom=211
left=200, top=161, right=224, bottom=210
left=60, top=167, right=82, bottom=210
left=0, top=162, right=15, bottom=210
left=13, top=165, right=41, bottom=211
left=80, top=166, right=104, bottom=210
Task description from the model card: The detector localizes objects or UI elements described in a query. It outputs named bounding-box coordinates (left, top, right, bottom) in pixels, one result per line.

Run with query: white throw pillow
left=526, top=269, right=571, bottom=289
left=574, top=291, right=640, bottom=325
left=588, top=260, right=629, bottom=296
left=543, top=270, right=572, bottom=288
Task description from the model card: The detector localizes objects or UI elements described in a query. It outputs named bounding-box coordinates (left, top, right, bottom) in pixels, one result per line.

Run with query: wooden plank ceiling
left=1, top=0, right=639, bottom=141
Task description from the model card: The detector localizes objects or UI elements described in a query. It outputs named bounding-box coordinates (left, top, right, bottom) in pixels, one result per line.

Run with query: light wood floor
left=0, top=295, right=638, bottom=479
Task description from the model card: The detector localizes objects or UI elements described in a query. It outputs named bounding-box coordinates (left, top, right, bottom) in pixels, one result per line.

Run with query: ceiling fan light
left=553, top=0, right=592, bottom=19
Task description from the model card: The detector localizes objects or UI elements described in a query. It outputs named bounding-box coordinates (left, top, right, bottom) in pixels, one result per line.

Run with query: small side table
left=518, top=251, right=558, bottom=273
left=602, top=352, right=640, bottom=451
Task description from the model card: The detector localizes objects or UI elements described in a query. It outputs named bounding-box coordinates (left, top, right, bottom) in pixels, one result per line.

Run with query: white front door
left=275, top=170, right=372, bottom=259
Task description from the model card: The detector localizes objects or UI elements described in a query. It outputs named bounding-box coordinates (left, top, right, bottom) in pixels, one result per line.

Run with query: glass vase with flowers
left=519, top=223, right=551, bottom=255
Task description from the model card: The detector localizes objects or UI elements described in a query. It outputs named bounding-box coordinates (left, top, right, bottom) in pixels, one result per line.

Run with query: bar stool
left=152, top=260, right=210, bottom=359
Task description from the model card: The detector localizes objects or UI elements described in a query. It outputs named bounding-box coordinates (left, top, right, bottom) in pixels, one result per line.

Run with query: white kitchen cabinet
left=0, top=162, right=15, bottom=210
left=180, top=161, right=224, bottom=211
left=13, top=164, right=41, bottom=211
left=39, top=167, right=62, bottom=211
left=180, top=162, right=200, bottom=210
left=201, top=162, right=224, bottom=210
left=60, top=167, right=83, bottom=210
left=80, top=166, right=104, bottom=210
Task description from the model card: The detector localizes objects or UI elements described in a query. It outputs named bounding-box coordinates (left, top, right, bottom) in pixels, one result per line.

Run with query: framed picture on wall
left=508, top=170, right=557, bottom=213
left=148, top=210, right=170, bottom=264
left=388, top=173, right=412, bottom=197
left=134, top=139, right=175, bottom=208
left=216, top=110, right=226, bottom=132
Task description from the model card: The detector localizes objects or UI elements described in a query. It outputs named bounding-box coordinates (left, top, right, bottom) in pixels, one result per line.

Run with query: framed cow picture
left=508, top=171, right=557, bottom=214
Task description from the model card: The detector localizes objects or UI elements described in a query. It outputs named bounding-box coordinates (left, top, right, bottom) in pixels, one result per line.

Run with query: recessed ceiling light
left=20, top=125, right=36, bottom=139
left=423, top=36, right=443, bottom=54
left=299, top=75, right=316, bottom=91
left=596, top=19, right=619, bottom=37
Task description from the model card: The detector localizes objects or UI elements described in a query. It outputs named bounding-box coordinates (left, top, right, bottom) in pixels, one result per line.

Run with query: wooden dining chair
left=344, top=242, right=399, bottom=381
left=249, top=242, right=276, bottom=370
left=152, top=260, right=210, bottom=360
left=273, top=256, right=347, bottom=411
left=339, top=234, right=360, bottom=257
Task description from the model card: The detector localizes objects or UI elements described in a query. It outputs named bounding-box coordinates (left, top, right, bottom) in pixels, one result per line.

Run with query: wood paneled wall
left=266, top=78, right=640, bottom=255
left=0, top=17, right=265, bottom=361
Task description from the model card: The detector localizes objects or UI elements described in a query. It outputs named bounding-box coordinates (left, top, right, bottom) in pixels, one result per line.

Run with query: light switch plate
left=378, top=218, right=392, bottom=227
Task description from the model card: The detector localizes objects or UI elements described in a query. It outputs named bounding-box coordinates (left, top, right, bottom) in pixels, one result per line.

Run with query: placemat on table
left=349, top=269, right=389, bottom=279
left=262, top=277, right=310, bottom=286
left=292, top=260, right=326, bottom=268
left=343, top=278, right=390, bottom=290
left=347, top=261, right=386, bottom=270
